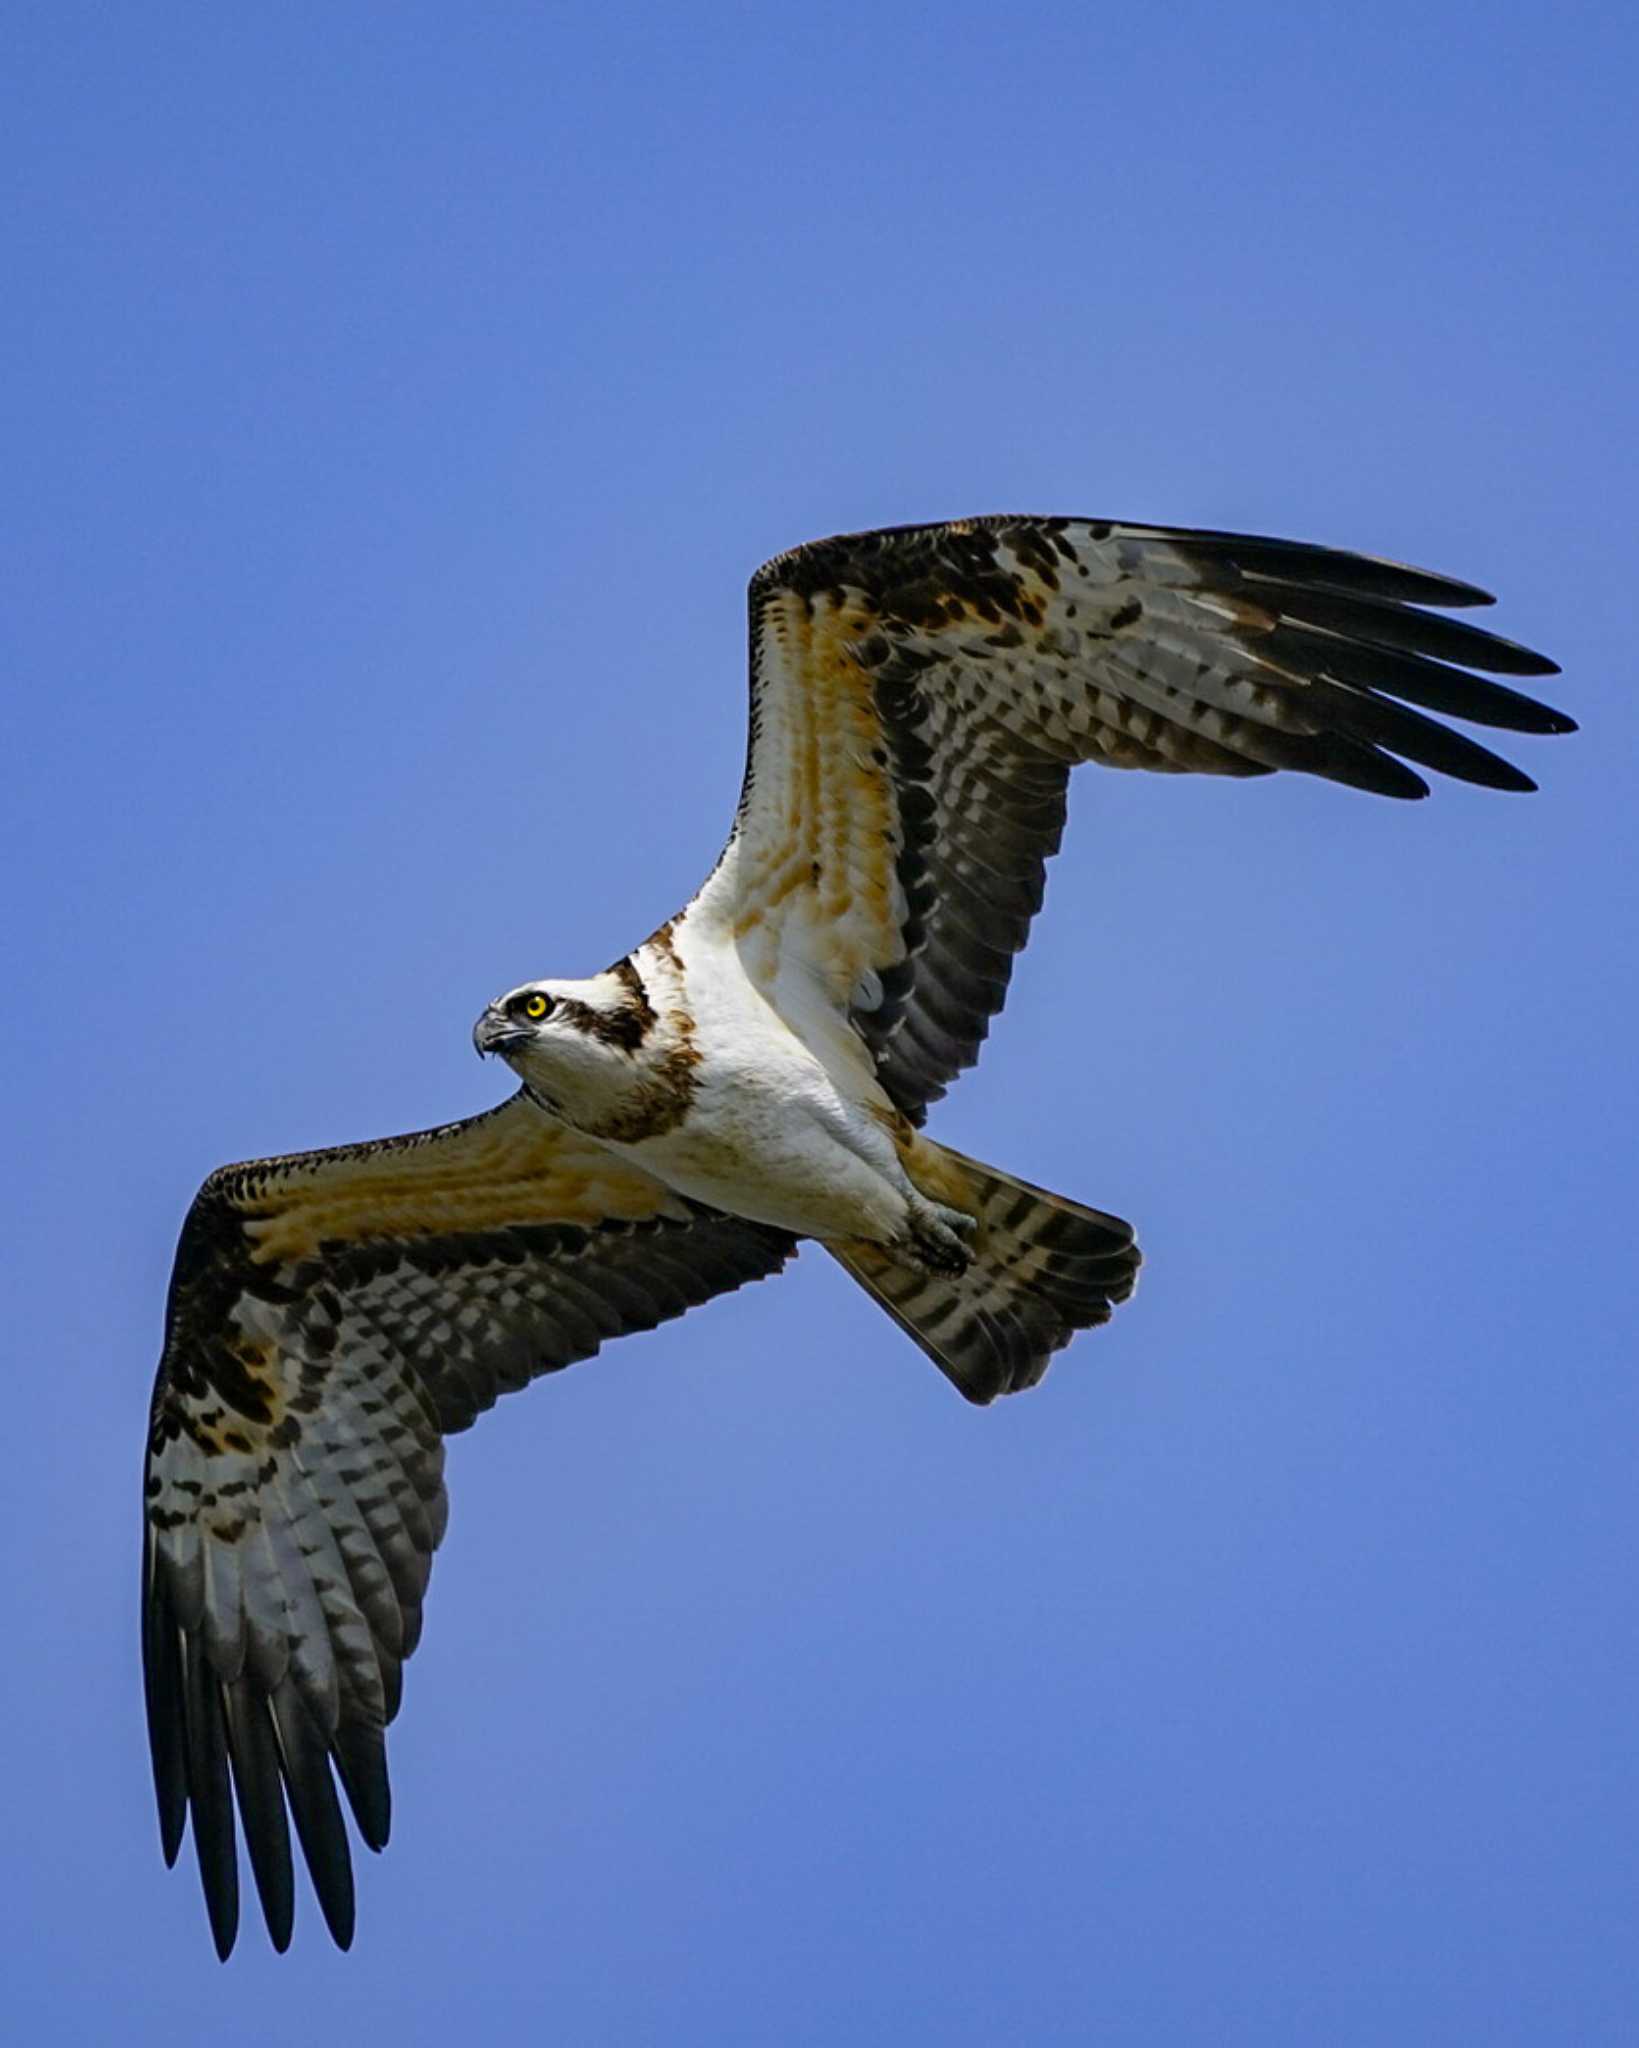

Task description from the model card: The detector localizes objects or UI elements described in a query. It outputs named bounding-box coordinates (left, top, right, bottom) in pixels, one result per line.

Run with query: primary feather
left=143, top=514, right=1568, bottom=1952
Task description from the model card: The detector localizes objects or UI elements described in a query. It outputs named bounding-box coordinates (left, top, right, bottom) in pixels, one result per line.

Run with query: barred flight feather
left=699, top=515, right=1568, bottom=1121
left=144, top=1094, right=796, bottom=1955
left=830, top=1148, right=1141, bottom=1405
left=142, top=509, right=1569, bottom=1955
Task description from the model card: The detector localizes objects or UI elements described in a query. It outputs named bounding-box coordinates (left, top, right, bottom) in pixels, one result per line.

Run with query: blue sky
left=6, top=5, right=1635, bottom=2040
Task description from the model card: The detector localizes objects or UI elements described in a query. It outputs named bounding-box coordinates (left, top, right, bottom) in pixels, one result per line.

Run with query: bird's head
left=472, top=962, right=660, bottom=1128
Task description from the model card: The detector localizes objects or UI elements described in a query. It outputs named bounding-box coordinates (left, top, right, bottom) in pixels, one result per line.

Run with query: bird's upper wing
left=694, top=516, right=1571, bottom=1122
left=143, top=1092, right=796, bottom=1956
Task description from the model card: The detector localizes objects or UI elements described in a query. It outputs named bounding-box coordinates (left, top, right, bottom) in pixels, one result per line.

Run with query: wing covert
left=698, top=516, right=1570, bottom=1121
left=143, top=1093, right=796, bottom=1955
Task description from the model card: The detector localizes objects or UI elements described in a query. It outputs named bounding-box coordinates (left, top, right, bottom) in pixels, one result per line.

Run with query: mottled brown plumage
left=145, top=1100, right=793, bottom=1955
left=143, top=513, right=1568, bottom=1957
left=720, top=517, right=1568, bottom=1120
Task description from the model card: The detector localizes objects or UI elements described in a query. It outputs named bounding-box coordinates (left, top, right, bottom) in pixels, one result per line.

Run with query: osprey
left=144, top=516, right=1570, bottom=1955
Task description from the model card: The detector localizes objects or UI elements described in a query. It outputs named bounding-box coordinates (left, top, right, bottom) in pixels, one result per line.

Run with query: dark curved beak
left=473, top=1005, right=529, bottom=1059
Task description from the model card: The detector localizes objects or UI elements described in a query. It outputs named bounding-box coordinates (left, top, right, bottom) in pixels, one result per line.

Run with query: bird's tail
left=825, top=1142, right=1140, bottom=1404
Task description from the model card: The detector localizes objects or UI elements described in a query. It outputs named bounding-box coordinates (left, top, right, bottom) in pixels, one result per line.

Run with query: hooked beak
left=473, top=1005, right=530, bottom=1059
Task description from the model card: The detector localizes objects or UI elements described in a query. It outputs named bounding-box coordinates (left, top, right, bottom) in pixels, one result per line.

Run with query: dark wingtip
left=1505, top=647, right=1561, bottom=679
left=261, top=1886, right=296, bottom=1955
left=264, top=1680, right=361, bottom=1953
left=1414, top=573, right=1495, bottom=608
left=333, top=1725, right=392, bottom=1852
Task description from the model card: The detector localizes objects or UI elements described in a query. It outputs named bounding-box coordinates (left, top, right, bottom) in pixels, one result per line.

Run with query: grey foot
left=901, top=1198, right=976, bottom=1276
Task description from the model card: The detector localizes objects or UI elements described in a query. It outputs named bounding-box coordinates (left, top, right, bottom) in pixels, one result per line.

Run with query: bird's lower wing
left=143, top=1092, right=796, bottom=1955
left=696, top=516, right=1570, bottom=1122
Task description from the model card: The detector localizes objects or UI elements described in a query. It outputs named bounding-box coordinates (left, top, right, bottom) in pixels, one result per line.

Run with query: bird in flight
left=143, top=515, right=1570, bottom=1955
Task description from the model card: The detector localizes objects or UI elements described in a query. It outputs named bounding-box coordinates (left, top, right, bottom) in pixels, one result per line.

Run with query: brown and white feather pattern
left=141, top=510, right=1570, bottom=1958
left=831, top=1146, right=1141, bottom=1405
left=144, top=1093, right=795, bottom=1956
left=699, top=516, right=1568, bottom=1121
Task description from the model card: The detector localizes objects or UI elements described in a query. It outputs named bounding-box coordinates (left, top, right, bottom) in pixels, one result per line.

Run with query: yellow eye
left=522, top=992, right=551, bottom=1021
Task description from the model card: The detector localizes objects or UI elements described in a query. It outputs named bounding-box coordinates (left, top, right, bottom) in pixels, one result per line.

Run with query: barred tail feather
left=827, top=1146, right=1140, bottom=1404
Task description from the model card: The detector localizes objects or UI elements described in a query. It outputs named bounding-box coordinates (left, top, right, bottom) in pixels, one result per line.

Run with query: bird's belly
left=615, top=1086, right=905, bottom=1243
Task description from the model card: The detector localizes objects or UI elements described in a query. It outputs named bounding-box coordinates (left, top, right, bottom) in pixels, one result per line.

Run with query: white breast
left=611, top=915, right=909, bottom=1242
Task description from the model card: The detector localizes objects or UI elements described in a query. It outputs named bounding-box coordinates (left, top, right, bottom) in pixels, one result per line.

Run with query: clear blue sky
left=6, top=5, right=1634, bottom=2041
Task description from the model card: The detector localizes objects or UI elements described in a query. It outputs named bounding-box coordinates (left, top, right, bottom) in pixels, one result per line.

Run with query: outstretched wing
left=143, top=1092, right=796, bottom=1956
left=698, top=516, right=1571, bottom=1122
